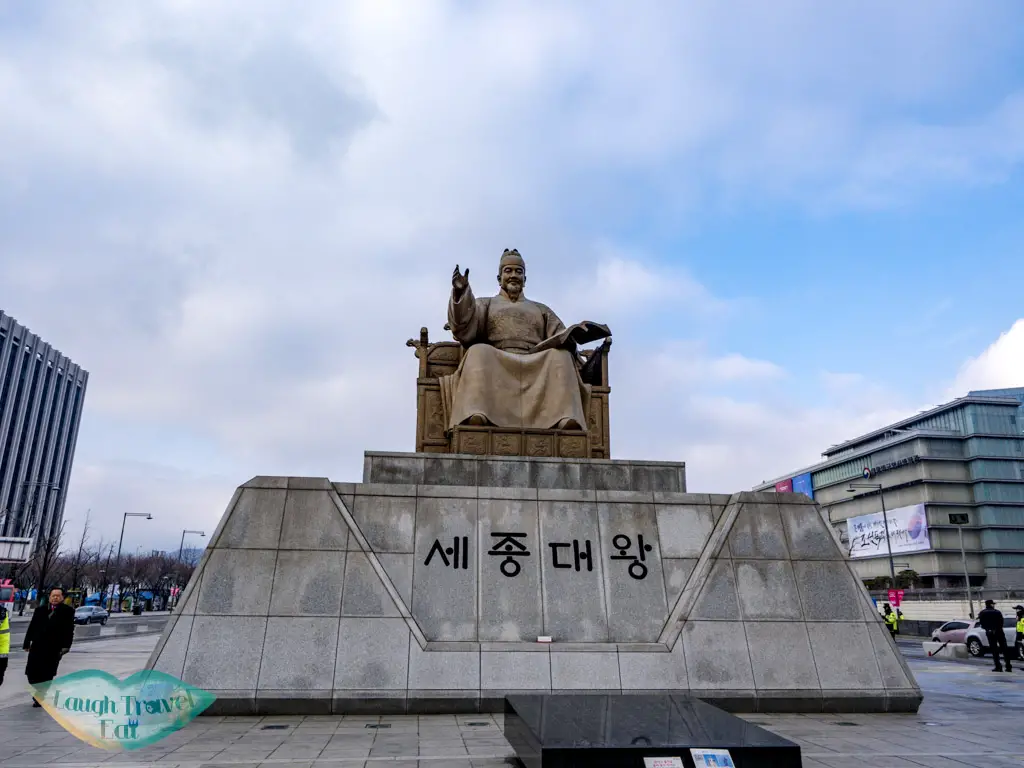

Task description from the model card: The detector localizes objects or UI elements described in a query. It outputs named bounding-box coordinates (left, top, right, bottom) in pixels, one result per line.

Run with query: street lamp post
left=111, top=512, right=152, bottom=612
left=175, top=530, right=205, bottom=610
left=178, top=530, right=206, bottom=562
left=847, top=480, right=897, bottom=588
left=949, top=513, right=974, bottom=619
left=97, top=568, right=106, bottom=607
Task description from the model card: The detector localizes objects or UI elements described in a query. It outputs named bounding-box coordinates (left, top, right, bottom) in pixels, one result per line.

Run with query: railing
left=867, top=586, right=1024, bottom=602
left=73, top=616, right=168, bottom=640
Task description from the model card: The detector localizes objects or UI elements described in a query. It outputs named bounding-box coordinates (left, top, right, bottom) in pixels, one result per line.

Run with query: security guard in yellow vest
left=883, top=604, right=898, bottom=639
left=1014, top=605, right=1024, bottom=662
left=0, top=604, right=10, bottom=686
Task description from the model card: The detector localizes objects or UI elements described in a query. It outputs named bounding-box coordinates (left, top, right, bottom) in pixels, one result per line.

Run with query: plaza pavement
left=0, top=634, right=1021, bottom=767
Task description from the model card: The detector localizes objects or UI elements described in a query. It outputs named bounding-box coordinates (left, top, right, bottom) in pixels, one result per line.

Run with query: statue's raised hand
left=452, top=265, right=469, bottom=293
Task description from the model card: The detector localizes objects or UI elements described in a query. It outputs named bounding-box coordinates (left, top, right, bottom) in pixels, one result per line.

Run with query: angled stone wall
left=147, top=458, right=920, bottom=715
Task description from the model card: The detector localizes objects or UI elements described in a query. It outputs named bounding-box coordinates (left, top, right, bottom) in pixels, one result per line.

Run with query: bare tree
left=76, top=542, right=117, bottom=609
left=133, top=553, right=180, bottom=609
left=99, top=542, right=116, bottom=608
left=179, top=545, right=205, bottom=568
left=25, top=519, right=67, bottom=600
left=65, top=511, right=95, bottom=593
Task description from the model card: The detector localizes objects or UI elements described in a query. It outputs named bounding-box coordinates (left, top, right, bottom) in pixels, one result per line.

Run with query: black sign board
left=504, top=694, right=802, bottom=768
left=948, top=513, right=969, bottom=525
left=864, top=455, right=921, bottom=479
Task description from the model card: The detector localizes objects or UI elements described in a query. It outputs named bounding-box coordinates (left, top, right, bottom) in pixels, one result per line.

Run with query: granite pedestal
left=504, top=694, right=802, bottom=768
left=146, top=451, right=921, bottom=715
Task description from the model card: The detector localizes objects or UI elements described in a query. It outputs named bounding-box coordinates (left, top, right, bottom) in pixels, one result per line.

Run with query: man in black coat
left=23, top=587, right=75, bottom=706
left=978, top=599, right=1012, bottom=673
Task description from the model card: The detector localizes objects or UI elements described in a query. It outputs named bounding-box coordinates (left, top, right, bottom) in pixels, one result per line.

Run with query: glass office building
left=0, top=310, right=88, bottom=546
left=755, top=388, right=1024, bottom=588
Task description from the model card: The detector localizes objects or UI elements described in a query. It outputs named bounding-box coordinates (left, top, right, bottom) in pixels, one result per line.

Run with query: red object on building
left=775, top=478, right=793, bottom=493
left=0, top=578, right=15, bottom=612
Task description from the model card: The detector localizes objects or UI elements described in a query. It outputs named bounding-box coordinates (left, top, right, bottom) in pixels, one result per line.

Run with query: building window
left=980, top=530, right=1024, bottom=550
left=966, top=404, right=1019, bottom=436
left=974, top=482, right=1024, bottom=503
left=976, top=506, right=1024, bottom=526
left=966, top=437, right=1024, bottom=458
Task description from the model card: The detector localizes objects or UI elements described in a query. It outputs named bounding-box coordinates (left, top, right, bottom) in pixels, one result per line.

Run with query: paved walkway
left=0, top=635, right=1021, bottom=767
left=0, top=635, right=156, bottom=711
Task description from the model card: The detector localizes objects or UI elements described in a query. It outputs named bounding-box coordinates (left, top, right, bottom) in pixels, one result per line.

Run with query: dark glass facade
left=0, top=310, right=88, bottom=544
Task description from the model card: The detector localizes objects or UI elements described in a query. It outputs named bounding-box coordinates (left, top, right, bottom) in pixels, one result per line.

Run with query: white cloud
left=61, top=460, right=234, bottom=556
left=608, top=343, right=918, bottom=492
left=0, top=1, right=1021, bottom=548
left=949, top=318, right=1024, bottom=396
left=653, top=344, right=785, bottom=386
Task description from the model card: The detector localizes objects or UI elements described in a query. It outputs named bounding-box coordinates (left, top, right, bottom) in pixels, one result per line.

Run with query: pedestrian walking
left=978, top=599, right=1012, bottom=673
left=883, top=604, right=899, bottom=639
left=23, top=587, right=75, bottom=706
left=1014, top=604, right=1024, bottom=662
left=0, top=603, right=10, bottom=686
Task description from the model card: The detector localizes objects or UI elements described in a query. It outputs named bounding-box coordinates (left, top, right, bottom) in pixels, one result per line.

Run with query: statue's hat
left=499, top=248, right=525, bottom=269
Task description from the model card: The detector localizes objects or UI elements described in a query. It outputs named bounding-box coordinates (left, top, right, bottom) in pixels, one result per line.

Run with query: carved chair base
left=410, top=327, right=610, bottom=460
left=451, top=426, right=590, bottom=459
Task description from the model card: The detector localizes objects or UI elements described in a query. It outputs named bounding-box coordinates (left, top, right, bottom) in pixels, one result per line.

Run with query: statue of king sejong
left=439, top=248, right=611, bottom=432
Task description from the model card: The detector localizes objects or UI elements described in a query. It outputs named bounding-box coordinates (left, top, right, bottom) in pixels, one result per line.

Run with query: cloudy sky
left=2, top=1, right=1023, bottom=553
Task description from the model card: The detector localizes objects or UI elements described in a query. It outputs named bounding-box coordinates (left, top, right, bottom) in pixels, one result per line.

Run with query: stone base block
left=363, top=451, right=687, bottom=492
left=451, top=426, right=591, bottom=460
left=152, top=472, right=920, bottom=717
left=74, top=624, right=102, bottom=639
left=203, top=690, right=911, bottom=716
left=923, top=641, right=969, bottom=659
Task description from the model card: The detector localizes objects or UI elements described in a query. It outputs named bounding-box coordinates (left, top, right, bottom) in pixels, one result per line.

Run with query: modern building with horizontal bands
left=0, top=310, right=88, bottom=547
left=754, top=388, right=1024, bottom=588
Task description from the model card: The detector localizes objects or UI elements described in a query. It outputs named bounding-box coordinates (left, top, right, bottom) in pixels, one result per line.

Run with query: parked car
left=931, top=620, right=973, bottom=644
left=74, top=605, right=109, bottom=625
left=964, top=617, right=1018, bottom=658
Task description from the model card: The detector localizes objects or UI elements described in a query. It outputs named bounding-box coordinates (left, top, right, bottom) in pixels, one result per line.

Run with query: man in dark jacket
left=978, top=599, right=1012, bottom=673
left=23, top=588, right=75, bottom=706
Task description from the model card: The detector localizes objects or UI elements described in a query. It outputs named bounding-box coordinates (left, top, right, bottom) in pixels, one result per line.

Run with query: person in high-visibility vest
left=0, top=604, right=10, bottom=687
left=1014, top=604, right=1024, bottom=662
left=883, top=604, right=898, bottom=639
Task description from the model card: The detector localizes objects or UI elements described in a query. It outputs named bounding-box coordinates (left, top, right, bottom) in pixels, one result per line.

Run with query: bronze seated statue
left=407, top=249, right=612, bottom=459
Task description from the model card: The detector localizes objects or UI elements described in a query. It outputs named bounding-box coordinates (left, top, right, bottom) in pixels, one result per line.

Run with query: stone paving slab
left=1, top=636, right=1022, bottom=767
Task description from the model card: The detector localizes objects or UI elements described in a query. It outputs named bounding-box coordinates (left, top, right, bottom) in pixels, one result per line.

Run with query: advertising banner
left=774, top=478, right=793, bottom=493
left=847, top=504, right=931, bottom=559
left=791, top=473, right=814, bottom=500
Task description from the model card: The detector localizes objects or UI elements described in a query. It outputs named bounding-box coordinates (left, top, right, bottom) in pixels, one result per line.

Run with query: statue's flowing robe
left=440, top=287, right=590, bottom=430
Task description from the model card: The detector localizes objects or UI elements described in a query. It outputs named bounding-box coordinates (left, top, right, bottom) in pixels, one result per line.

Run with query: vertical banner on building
left=774, top=478, right=793, bottom=493
left=791, top=472, right=814, bottom=500
left=846, top=504, right=931, bottom=559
